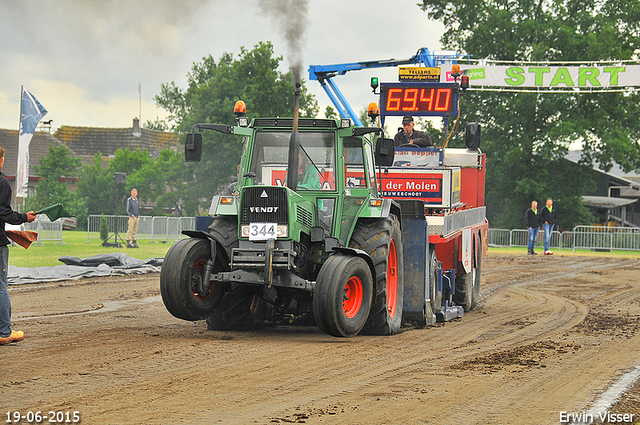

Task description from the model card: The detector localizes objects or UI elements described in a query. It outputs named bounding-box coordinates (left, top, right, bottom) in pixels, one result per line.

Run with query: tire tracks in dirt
left=3, top=254, right=640, bottom=424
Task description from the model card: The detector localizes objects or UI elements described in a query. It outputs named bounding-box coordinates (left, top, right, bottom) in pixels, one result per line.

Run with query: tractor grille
left=240, top=186, right=289, bottom=224
left=296, top=204, right=313, bottom=228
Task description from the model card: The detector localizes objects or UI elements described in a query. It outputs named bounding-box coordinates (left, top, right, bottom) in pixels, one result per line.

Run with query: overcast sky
left=0, top=0, right=445, bottom=132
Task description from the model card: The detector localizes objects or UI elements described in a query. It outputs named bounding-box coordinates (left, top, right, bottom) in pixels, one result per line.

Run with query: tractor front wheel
left=160, top=238, right=224, bottom=321
left=313, top=255, right=373, bottom=338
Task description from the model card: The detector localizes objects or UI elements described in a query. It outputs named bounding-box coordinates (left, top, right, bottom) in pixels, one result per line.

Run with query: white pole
left=14, top=86, right=24, bottom=209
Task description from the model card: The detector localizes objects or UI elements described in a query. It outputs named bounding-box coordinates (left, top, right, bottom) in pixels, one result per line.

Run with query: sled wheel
left=429, top=249, right=442, bottom=313
left=313, top=255, right=373, bottom=338
left=471, top=238, right=481, bottom=310
left=349, top=214, right=404, bottom=335
left=454, top=246, right=475, bottom=312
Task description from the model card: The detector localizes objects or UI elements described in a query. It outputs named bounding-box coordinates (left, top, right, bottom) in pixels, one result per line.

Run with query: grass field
left=8, top=230, right=640, bottom=268
left=9, top=230, right=175, bottom=268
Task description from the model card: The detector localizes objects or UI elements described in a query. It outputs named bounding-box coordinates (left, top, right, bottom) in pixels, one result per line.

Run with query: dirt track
left=2, top=252, right=640, bottom=424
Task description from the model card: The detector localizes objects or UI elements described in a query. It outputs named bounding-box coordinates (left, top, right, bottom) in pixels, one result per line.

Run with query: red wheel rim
left=387, top=239, right=398, bottom=318
left=343, top=276, right=363, bottom=318
left=191, top=259, right=210, bottom=300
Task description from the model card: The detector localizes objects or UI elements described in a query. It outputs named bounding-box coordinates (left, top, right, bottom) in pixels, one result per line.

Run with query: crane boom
left=308, top=48, right=468, bottom=126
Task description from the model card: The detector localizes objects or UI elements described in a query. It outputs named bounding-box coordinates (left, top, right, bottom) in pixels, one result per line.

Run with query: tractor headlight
left=277, top=225, right=288, bottom=238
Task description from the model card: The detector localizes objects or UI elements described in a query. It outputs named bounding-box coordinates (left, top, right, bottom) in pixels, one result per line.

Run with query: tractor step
left=435, top=305, right=464, bottom=322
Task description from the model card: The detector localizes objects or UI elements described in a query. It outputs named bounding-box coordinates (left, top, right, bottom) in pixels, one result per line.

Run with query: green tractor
left=160, top=92, right=409, bottom=337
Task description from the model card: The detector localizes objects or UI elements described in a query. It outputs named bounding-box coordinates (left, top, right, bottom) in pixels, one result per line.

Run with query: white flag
left=16, top=87, right=47, bottom=199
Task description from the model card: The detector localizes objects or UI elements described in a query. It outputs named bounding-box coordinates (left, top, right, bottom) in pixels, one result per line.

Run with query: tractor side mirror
left=185, top=133, right=203, bottom=162
left=375, top=138, right=395, bottom=167
left=465, top=123, right=481, bottom=150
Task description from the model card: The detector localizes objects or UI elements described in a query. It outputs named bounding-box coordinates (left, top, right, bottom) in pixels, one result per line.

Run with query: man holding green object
left=35, top=203, right=73, bottom=221
left=0, top=146, right=37, bottom=345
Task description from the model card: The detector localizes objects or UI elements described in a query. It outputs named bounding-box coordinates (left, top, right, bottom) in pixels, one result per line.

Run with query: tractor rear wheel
left=160, top=238, right=224, bottom=321
left=313, top=255, right=373, bottom=337
left=350, top=215, right=404, bottom=335
left=206, top=284, right=267, bottom=331
left=208, top=216, right=240, bottom=264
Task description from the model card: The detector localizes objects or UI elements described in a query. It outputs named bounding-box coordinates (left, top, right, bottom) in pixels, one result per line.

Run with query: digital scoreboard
left=379, top=83, right=458, bottom=117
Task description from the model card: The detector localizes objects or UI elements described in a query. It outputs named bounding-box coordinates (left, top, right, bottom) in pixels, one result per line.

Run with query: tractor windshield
left=249, top=131, right=336, bottom=191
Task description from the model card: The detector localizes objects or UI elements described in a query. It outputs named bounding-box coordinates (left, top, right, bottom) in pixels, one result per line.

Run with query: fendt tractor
left=160, top=48, right=488, bottom=337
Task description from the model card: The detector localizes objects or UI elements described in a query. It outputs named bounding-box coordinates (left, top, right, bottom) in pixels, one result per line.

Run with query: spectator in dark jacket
left=0, top=146, right=37, bottom=345
left=540, top=198, right=557, bottom=255
left=525, top=201, right=540, bottom=255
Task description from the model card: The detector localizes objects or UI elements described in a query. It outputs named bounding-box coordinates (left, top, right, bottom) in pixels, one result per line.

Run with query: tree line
left=28, top=16, right=640, bottom=231
left=25, top=145, right=193, bottom=230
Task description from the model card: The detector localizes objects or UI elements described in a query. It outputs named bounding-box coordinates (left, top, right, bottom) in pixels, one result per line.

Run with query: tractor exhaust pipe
left=293, top=82, right=301, bottom=132
left=287, top=83, right=302, bottom=190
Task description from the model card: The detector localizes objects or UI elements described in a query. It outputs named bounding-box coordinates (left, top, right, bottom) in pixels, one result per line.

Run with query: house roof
left=54, top=121, right=178, bottom=159
left=565, top=151, right=640, bottom=185
left=0, top=129, right=68, bottom=178
left=582, top=195, right=638, bottom=209
left=565, top=150, right=640, bottom=201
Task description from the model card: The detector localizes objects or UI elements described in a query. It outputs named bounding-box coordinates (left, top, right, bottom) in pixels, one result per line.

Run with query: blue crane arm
left=309, top=48, right=437, bottom=125
left=308, top=48, right=436, bottom=82
left=309, top=47, right=470, bottom=126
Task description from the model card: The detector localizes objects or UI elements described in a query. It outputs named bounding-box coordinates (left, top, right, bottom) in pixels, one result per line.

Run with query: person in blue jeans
left=540, top=198, right=557, bottom=255
left=525, top=200, right=540, bottom=255
left=0, top=146, right=37, bottom=345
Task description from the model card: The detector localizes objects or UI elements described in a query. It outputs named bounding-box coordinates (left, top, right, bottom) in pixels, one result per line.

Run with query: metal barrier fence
left=87, top=215, right=195, bottom=243
left=571, top=226, right=640, bottom=252
left=488, top=228, right=562, bottom=250
left=24, top=215, right=65, bottom=246
left=488, top=226, right=640, bottom=252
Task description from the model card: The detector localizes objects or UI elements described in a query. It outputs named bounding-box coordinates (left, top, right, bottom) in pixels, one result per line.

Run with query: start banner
left=444, top=64, right=640, bottom=89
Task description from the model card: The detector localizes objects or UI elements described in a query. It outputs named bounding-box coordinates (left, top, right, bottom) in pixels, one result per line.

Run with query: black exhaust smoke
left=258, top=0, right=308, bottom=85
left=258, top=0, right=308, bottom=190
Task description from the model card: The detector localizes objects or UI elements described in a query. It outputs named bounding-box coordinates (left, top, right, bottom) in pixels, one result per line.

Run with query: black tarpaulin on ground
left=9, top=253, right=164, bottom=285
left=58, top=253, right=163, bottom=268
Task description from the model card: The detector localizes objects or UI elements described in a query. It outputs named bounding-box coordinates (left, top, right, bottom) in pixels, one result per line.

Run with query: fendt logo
left=250, top=206, right=279, bottom=213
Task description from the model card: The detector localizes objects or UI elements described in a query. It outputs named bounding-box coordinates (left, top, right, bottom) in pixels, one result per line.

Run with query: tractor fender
left=381, top=199, right=402, bottom=229
left=331, top=247, right=377, bottom=292
left=182, top=229, right=231, bottom=266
